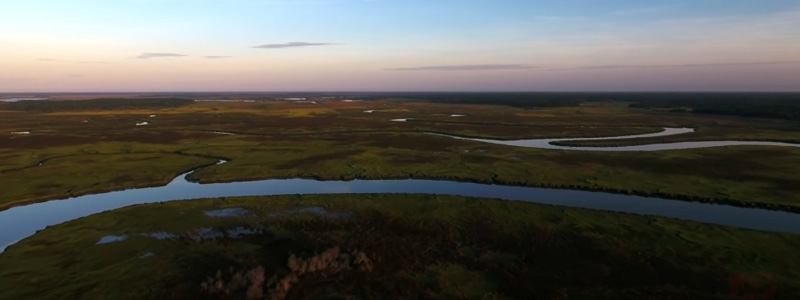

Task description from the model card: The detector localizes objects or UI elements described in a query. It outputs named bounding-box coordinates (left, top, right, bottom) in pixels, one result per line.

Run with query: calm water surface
left=2, top=166, right=800, bottom=253
left=434, top=127, right=800, bottom=151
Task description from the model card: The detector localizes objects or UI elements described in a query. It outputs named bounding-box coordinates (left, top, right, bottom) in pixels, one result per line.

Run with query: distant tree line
left=0, top=98, right=194, bottom=112
left=364, top=93, right=586, bottom=108
left=624, top=93, right=800, bottom=120
left=384, top=92, right=800, bottom=120
left=4, top=93, right=798, bottom=120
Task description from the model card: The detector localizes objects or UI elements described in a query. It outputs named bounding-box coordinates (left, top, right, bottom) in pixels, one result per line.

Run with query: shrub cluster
left=200, top=247, right=372, bottom=300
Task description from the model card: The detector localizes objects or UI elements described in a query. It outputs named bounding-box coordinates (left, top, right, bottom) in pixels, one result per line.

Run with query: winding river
left=2, top=127, right=800, bottom=253
left=433, top=127, right=800, bottom=151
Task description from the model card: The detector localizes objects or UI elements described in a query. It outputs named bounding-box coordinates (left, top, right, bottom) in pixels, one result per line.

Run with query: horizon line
left=2, top=90, right=800, bottom=95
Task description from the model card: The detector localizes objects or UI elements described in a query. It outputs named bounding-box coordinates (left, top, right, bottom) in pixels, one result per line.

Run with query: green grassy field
left=1, top=194, right=798, bottom=299
left=1, top=99, right=799, bottom=211
left=0, top=152, right=216, bottom=211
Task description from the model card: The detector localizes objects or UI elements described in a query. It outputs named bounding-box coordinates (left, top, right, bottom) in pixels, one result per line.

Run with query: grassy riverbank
left=2, top=194, right=798, bottom=299
left=0, top=152, right=216, bottom=211
left=181, top=134, right=800, bottom=211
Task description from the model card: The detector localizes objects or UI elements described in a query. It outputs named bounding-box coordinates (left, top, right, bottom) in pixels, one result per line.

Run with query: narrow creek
left=431, top=127, right=800, bottom=151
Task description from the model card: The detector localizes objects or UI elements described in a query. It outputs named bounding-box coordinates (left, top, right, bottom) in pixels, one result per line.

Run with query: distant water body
left=0, top=98, right=47, bottom=103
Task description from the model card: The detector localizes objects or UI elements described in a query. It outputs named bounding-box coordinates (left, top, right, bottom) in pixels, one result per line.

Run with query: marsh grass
left=1, top=99, right=799, bottom=211
left=2, top=194, right=799, bottom=299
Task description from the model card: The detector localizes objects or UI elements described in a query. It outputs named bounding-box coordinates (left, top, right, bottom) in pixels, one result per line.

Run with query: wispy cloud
left=37, top=58, right=66, bottom=62
left=550, top=61, right=800, bottom=71
left=386, top=64, right=537, bottom=71
left=611, top=5, right=677, bottom=16
left=135, top=53, right=187, bottom=59
left=534, top=15, right=588, bottom=22
left=204, top=56, right=232, bottom=59
left=252, top=42, right=336, bottom=49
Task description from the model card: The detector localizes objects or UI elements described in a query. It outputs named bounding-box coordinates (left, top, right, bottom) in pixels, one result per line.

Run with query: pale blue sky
left=1, top=0, right=799, bottom=91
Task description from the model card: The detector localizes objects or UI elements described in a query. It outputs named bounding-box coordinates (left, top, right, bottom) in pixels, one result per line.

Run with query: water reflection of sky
left=438, top=127, right=800, bottom=151
left=3, top=170, right=800, bottom=253
left=0, top=98, right=47, bottom=102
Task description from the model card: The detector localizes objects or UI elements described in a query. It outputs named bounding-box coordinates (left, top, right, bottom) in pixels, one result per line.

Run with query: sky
left=1, top=0, right=799, bottom=92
